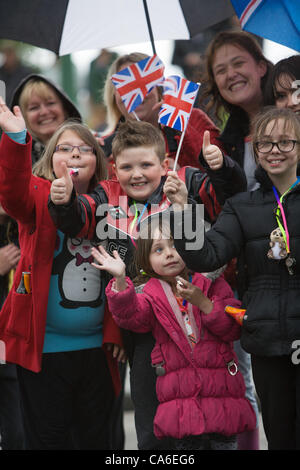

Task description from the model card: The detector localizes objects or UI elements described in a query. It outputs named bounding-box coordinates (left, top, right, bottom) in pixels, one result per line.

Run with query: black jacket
left=173, top=166, right=300, bottom=357
left=218, top=108, right=250, bottom=169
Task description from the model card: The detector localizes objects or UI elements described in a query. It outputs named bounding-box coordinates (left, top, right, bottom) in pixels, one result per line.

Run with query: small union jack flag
left=111, top=55, right=165, bottom=114
left=158, top=75, right=199, bottom=132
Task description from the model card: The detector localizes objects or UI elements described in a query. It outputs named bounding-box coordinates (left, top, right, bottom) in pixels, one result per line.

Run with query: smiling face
left=25, top=88, right=67, bottom=143
left=149, top=226, right=186, bottom=279
left=274, top=73, right=300, bottom=115
left=52, top=129, right=97, bottom=193
left=212, top=44, right=267, bottom=115
left=256, top=118, right=299, bottom=182
left=114, top=146, right=168, bottom=201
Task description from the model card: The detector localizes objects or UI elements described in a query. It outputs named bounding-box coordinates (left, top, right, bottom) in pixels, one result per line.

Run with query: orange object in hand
left=225, top=305, right=246, bottom=325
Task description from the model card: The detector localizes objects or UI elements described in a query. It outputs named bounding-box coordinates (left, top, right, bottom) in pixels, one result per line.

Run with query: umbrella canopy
left=231, top=0, right=300, bottom=51
left=0, top=0, right=235, bottom=56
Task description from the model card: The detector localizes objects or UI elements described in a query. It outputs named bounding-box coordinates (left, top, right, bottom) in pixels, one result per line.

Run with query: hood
left=10, top=74, right=81, bottom=121
left=202, top=265, right=227, bottom=282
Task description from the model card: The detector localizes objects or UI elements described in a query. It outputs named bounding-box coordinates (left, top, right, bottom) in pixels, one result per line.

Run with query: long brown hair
left=201, top=30, right=273, bottom=118
left=33, top=120, right=107, bottom=190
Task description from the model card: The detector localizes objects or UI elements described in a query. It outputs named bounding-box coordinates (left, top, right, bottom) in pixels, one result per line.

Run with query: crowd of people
left=0, top=24, right=299, bottom=451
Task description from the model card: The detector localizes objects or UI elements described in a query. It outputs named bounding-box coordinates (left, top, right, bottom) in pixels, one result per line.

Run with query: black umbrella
left=0, top=0, right=235, bottom=56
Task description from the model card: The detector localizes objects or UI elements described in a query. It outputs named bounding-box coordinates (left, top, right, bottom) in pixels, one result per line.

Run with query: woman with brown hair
left=201, top=30, right=273, bottom=191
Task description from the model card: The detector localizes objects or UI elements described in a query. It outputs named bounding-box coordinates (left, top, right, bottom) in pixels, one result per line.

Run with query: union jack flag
left=158, top=75, right=200, bottom=132
left=111, top=55, right=165, bottom=114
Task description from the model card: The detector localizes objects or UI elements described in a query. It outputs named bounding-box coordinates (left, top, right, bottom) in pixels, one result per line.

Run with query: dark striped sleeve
left=48, top=184, right=108, bottom=238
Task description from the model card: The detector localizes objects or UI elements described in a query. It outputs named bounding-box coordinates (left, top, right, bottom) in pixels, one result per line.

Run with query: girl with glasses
left=167, top=107, right=300, bottom=450
left=0, top=99, right=124, bottom=450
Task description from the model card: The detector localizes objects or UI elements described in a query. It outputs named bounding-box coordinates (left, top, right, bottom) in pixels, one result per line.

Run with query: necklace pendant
left=285, top=256, right=296, bottom=275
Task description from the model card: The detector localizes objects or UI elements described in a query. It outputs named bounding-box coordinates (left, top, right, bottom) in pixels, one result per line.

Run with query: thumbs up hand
left=50, top=161, right=74, bottom=205
left=202, top=130, right=224, bottom=170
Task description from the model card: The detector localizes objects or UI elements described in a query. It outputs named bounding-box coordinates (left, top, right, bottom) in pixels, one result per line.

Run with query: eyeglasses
left=255, top=140, right=299, bottom=154
left=55, top=144, right=95, bottom=154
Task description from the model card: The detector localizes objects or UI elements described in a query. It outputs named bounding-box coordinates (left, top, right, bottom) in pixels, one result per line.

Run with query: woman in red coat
left=0, top=99, right=123, bottom=449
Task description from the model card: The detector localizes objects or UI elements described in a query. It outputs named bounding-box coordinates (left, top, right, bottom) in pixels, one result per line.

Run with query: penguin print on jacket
left=52, top=233, right=103, bottom=308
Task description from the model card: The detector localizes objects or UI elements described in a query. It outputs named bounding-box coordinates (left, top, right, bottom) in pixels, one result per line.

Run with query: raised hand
left=91, top=245, right=127, bottom=291
left=202, top=130, right=224, bottom=170
left=163, top=170, right=188, bottom=210
left=50, top=161, right=74, bottom=205
left=0, top=96, right=26, bottom=133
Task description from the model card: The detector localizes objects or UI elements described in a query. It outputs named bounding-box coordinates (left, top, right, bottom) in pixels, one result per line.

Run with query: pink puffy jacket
left=106, top=273, right=256, bottom=440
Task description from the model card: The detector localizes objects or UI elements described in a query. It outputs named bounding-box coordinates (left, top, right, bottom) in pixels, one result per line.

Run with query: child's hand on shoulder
left=0, top=97, right=26, bottom=133
left=176, top=276, right=213, bottom=314
left=202, top=130, right=224, bottom=170
left=163, top=171, right=188, bottom=210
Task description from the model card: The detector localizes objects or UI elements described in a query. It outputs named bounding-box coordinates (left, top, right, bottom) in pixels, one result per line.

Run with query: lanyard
left=272, top=178, right=300, bottom=253
left=129, top=201, right=149, bottom=248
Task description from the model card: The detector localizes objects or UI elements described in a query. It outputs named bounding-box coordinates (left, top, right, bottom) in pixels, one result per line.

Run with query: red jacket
left=106, top=273, right=256, bottom=439
left=0, top=133, right=122, bottom=394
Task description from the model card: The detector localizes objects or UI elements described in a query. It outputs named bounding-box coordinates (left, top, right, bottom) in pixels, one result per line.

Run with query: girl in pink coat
left=92, top=219, right=256, bottom=450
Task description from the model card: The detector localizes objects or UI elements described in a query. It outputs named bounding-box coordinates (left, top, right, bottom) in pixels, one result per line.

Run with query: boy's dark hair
left=111, top=120, right=166, bottom=162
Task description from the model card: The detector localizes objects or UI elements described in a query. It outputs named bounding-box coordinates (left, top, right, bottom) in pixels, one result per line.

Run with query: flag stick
left=132, top=111, right=140, bottom=121
left=173, top=127, right=186, bottom=172
left=172, top=82, right=200, bottom=172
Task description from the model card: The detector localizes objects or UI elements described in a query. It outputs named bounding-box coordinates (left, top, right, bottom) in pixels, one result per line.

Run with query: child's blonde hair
left=112, top=120, right=166, bottom=162
left=33, top=120, right=107, bottom=190
left=251, top=106, right=300, bottom=163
